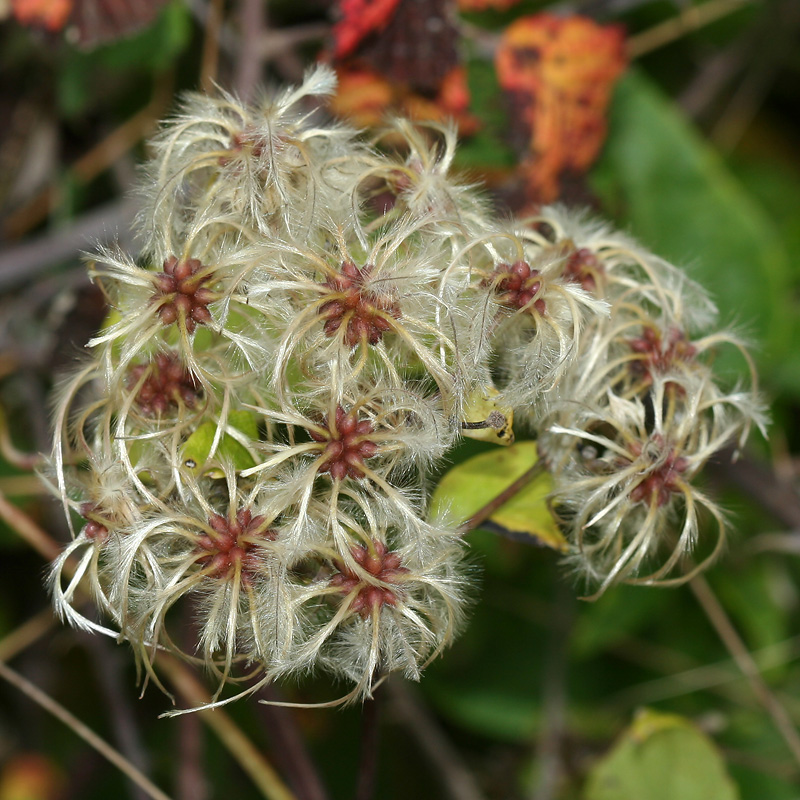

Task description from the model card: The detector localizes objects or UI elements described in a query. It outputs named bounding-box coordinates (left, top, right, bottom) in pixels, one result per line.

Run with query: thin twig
left=610, top=634, right=800, bottom=709
left=0, top=607, right=56, bottom=663
left=234, top=0, right=266, bottom=101
left=0, top=198, right=137, bottom=291
left=0, top=490, right=60, bottom=560
left=460, top=462, right=544, bottom=534
left=156, top=655, right=298, bottom=800
left=0, top=475, right=50, bottom=496
left=690, top=575, right=800, bottom=766
left=258, top=24, right=329, bottom=60
left=710, top=449, right=800, bottom=534
left=709, top=1, right=800, bottom=152
left=85, top=634, right=152, bottom=800
left=259, top=686, right=330, bottom=800
left=529, top=579, right=573, bottom=800
left=627, top=0, right=751, bottom=59
left=355, top=682, right=382, bottom=800
left=387, top=679, right=486, bottom=800
left=200, top=0, right=226, bottom=93
left=177, top=712, right=208, bottom=800
left=0, top=402, right=43, bottom=471
left=0, top=659, right=173, bottom=800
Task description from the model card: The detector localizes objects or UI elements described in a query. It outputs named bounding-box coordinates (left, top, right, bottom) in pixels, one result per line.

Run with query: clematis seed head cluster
left=47, top=66, right=764, bottom=708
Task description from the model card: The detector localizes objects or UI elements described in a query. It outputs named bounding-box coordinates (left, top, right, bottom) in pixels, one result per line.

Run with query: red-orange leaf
left=495, top=14, right=626, bottom=202
left=12, top=0, right=72, bottom=30
left=458, top=0, right=522, bottom=11
left=331, top=66, right=479, bottom=134
left=332, top=0, right=402, bottom=59
left=329, top=68, right=395, bottom=128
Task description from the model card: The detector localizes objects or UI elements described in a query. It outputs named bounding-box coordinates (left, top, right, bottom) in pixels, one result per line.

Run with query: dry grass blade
left=156, top=655, right=298, bottom=800
left=690, top=574, right=800, bottom=766
left=0, top=659, right=174, bottom=800
left=628, top=0, right=751, bottom=58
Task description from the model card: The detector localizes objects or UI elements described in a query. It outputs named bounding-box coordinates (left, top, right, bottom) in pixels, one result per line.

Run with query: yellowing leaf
left=181, top=410, right=259, bottom=476
left=585, top=708, right=739, bottom=800
left=431, top=442, right=566, bottom=551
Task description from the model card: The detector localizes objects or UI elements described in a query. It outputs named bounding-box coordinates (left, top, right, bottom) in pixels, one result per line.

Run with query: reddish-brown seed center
left=80, top=502, right=111, bottom=543
left=318, top=261, right=401, bottom=348
left=128, top=353, right=201, bottom=415
left=218, top=129, right=267, bottom=166
left=309, top=405, right=378, bottom=481
left=330, top=540, right=409, bottom=618
left=628, top=326, right=697, bottom=382
left=562, top=246, right=604, bottom=293
left=196, top=509, right=274, bottom=582
left=627, top=435, right=690, bottom=507
left=483, top=261, right=546, bottom=315
left=152, top=257, right=215, bottom=334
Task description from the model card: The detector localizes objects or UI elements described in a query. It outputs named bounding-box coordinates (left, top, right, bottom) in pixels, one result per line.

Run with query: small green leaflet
left=584, top=708, right=739, bottom=800
left=431, top=441, right=566, bottom=551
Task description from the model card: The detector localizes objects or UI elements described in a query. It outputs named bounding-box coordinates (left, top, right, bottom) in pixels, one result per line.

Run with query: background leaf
left=584, top=708, right=740, bottom=800
left=592, top=71, right=792, bottom=384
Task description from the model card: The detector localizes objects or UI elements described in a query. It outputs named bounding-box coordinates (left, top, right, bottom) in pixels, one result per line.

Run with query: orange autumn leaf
left=329, top=68, right=396, bottom=128
left=333, top=0, right=403, bottom=59
left=0, top=753, right=63, bottom=800
left=12, top=0, right=72, bottom=30
left=495, top=13, right=626, bottom=202
left=331, top=66, right=479, bottom=134
left=403, top=68, right=480, bottom=134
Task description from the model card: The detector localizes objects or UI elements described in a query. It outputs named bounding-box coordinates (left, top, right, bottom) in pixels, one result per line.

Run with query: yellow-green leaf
left=431, top=442, right=566, bottom=551
left=584, top=708, right=739, bottom=800
left=181, top=410, right=259, bottom=476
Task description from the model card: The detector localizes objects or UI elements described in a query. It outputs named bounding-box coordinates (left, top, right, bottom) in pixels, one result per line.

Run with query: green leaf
left=584, top=708, right=739, bottom=800
left=592, top=71, right=792, bottom=379
left=457, top=56, right=516, bottom=170
left=571, top=584, right=671, bottom=659
left=181, top=410, right=259, bottom=476
left=728, top=158, right=800, bottom=395
left=431, top=441, right=567, bottom=551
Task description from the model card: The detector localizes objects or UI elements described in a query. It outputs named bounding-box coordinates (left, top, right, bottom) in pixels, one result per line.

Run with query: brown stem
left=234, top=0, right=266, bottom=102
left=84, top=634, right=152, bottom=800
left=0, top=607, right=56, bottom=663
left=176, top=713, right=208, bottom=800
left=627, top=0, right=751, bottom=59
